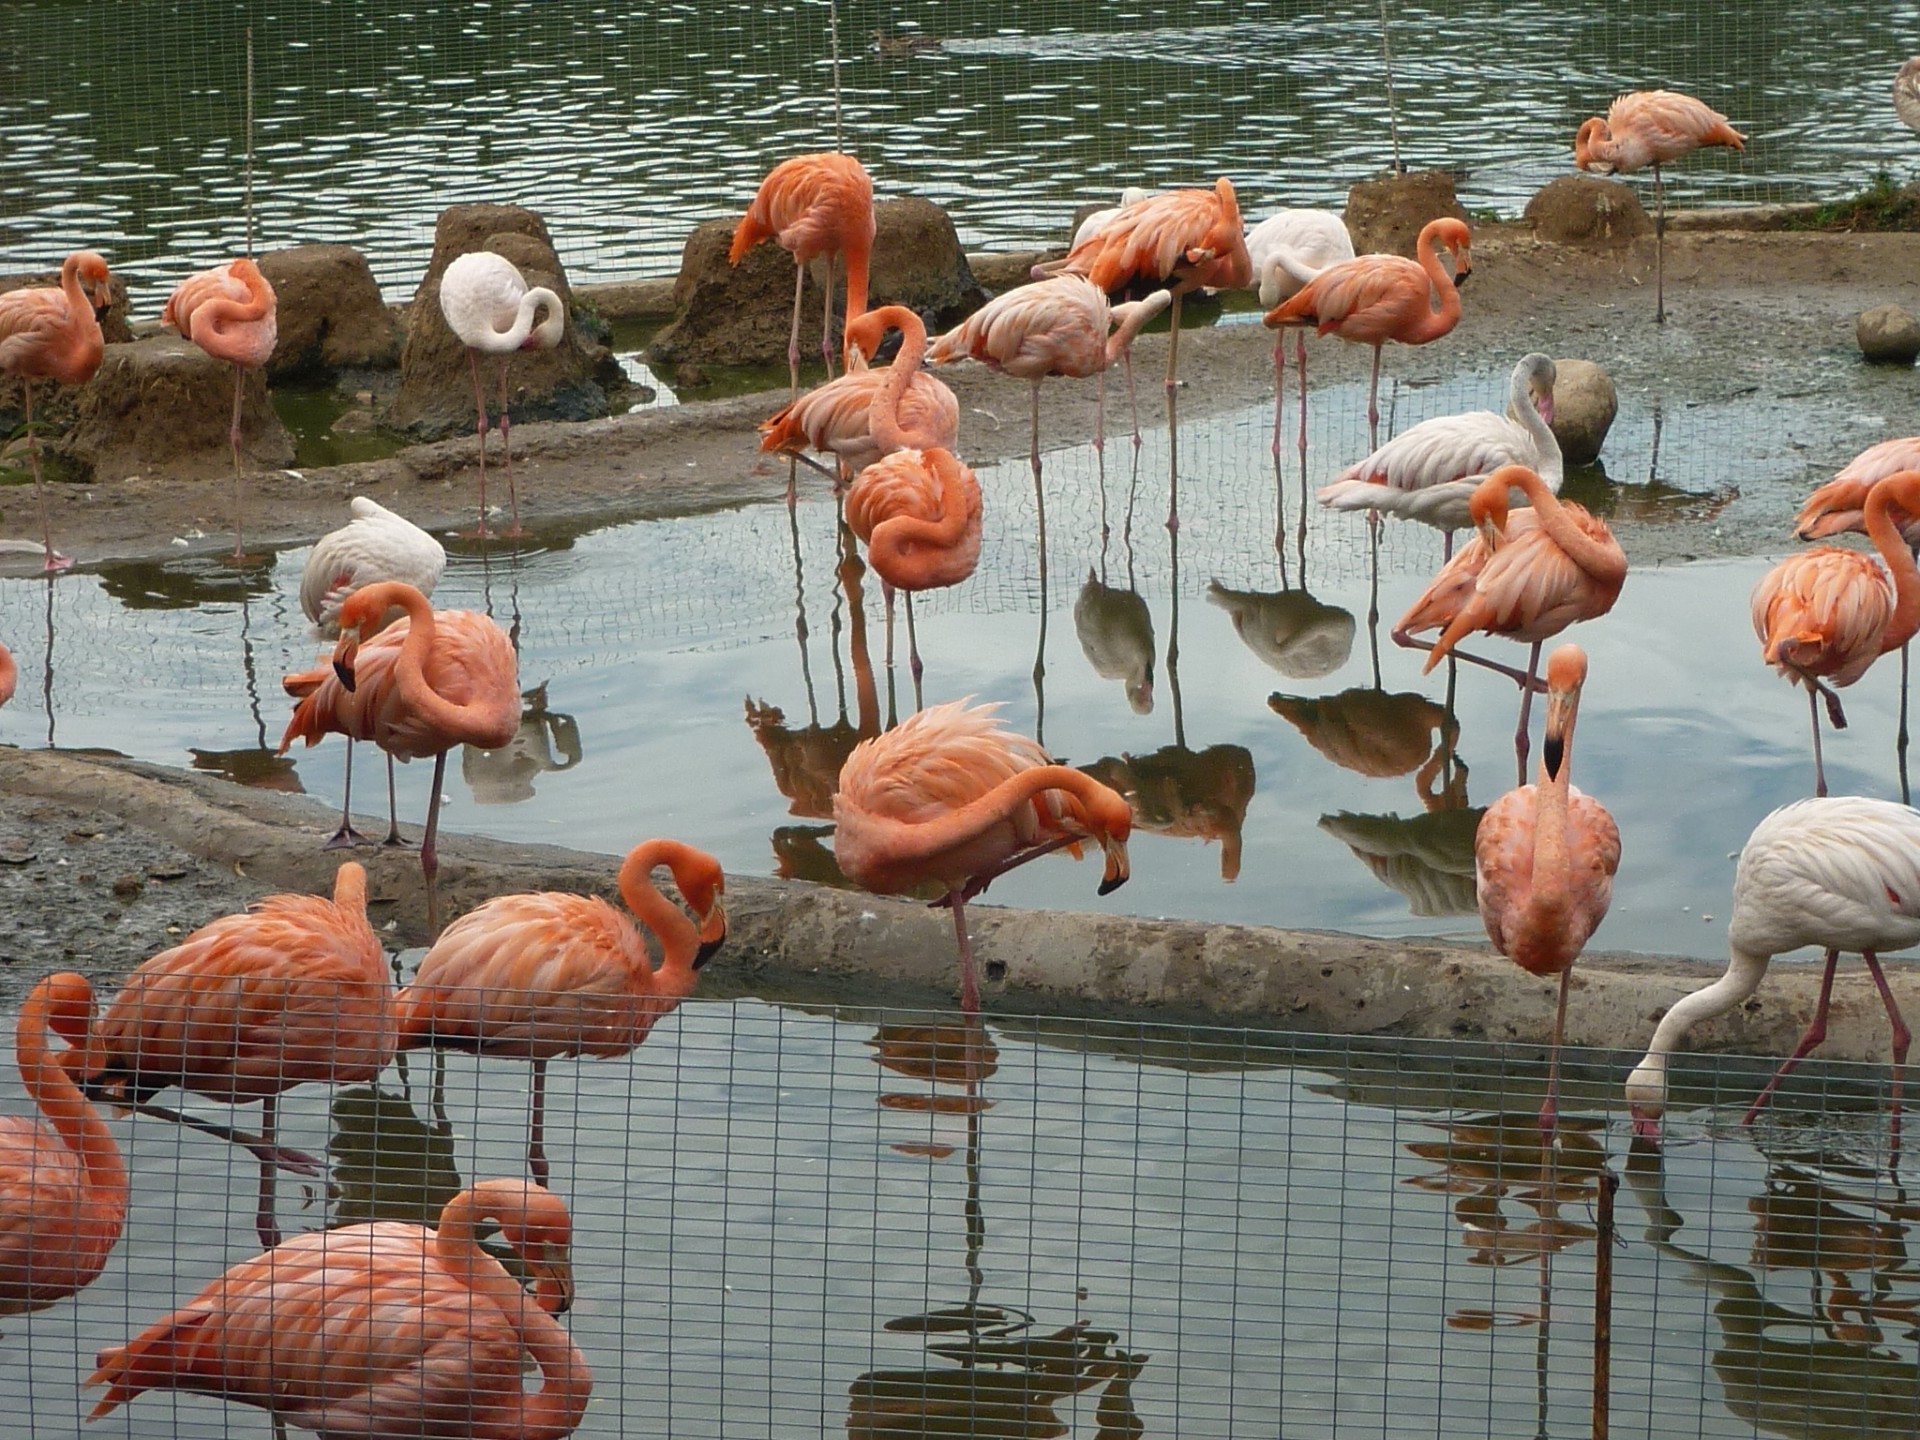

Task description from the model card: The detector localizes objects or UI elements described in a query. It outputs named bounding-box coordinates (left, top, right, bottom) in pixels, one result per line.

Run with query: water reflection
left=327, top=1084, right=463, bottom=1229
left=461, top=682, right=583, bottom=805
left=1074, top=570, right=1154, bottom=715
left=855, top=1022, right=1147, bottom=1437
left=95, top=553, right=276, bottom=611
left=1081, top=744, right=1255, bottom=883
left=1207, top=580, right=1355, bottom=680
left=1269, top=685, right=1459, bottom=782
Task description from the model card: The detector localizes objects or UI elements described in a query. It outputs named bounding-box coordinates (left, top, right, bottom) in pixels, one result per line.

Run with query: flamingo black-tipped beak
left=1097, top=837, right=1131, bottom=896
left=333, top=658, right=357, bottom=693
left=1452, top=265, right=1473, bottom=288
left=1543, top=733, right=1565, bottom=780
left=531, top=1248, right=575, bottom=1315
left=694, top=905, right=728, bottom=970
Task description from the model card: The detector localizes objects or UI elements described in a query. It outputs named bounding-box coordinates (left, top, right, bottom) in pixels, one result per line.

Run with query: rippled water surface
left=4, top=0, right=1919, bottom=307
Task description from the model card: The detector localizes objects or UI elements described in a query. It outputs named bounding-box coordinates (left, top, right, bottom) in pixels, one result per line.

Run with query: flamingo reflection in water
left=853, top=1021, right=1147, bottom=1438
left=461, top=682, right=583, bottom=805
left=1076, top=569, right=1156, bottom=714
left=1319, top=753, right=1483, bottom=920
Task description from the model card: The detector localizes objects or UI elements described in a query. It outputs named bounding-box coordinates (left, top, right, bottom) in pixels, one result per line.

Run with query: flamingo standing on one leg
left=0, top=249, right=113, bottom=572
left=279, top=581, right=520, bottom=937
left=844, top=444, right=984, bottom=691
left=1318, top=353, right=1562, bottom=559
left=163, top=258, right=277, bottom=561
left=395, top=839, right=727, bottom=1185
left=730, top=152, right=875, bottom=392
left=300, top=496, right=448, bottom=849
left=1264, top=217, right=1472, bottom=454
left=1474, top=644, right=1621, bottom=1140
left=1041, top=179, right=1252, bottom=530
left=438, top=251, right=566, bottom=540
left=1573, top=91, right=1746, bottom=324
left=833, top=698, right=1132, bottom=1015
left=65, top=863, right=394, bottom=1248
left=1754, top=471, right=1920, bottom=798
left=758, top=305, right=958, bottom=486
left=1626, top=796, right=1920, bottom=1153
left=88, top=1178, right=592, bottom=1440
left=1245, top=209, right=1355, bottom=475
left=1795, top=438, right=1920, bottom=802
left=0, top=973, right=127, bottom=1329
left=1396, top=465, right=1626, bottom=784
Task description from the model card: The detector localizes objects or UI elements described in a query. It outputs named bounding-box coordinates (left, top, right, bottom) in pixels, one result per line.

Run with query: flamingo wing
left=1795, top=437, right=1920, bottom=541
left=1731, top=796, right=1920, bottom=957
left=1273, top=255, right=1426, bottom=338
left=1750, top=548, right=1892, bottom=686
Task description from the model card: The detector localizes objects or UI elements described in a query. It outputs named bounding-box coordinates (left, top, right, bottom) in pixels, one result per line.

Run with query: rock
left=1548, top=359, right=1618, bottom=466
left=1858, top=304, right=1920, bottom=365
left=330, top=408, right=376, bottom=435
left=0, top=263, right=134, bottom=438
left=384, top=204, right=619, bottom=439
left=257, top=244, right=401, bottom=380
left=63, top=336, right=295, bottom=484
left=1342, top=171, right=1471, bottom=258
left=648, top=196, right=985, bottom=367
left=1523, top=176, right=1651, bottom=246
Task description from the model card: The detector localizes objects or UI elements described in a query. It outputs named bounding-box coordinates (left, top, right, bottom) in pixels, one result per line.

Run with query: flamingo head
left=1573, top=118, right=1615, bottom=173
left=1541, top=644, right=1590, bottom=781
left=1624, top=1052, right=1667, bottom=1143
left=69, top=251, right=114, bottom=315
left=1082, top=782, right=1134, bottom=896
left=30, top=973, right=102, bottom=1079
left=1522, top=353, right=1557, bottom=427
left=472, top=1178, right=578, bottom=1315
left=1468, top=468, right=1521, bottom=549
left=673, top=847, right=729, bottom=969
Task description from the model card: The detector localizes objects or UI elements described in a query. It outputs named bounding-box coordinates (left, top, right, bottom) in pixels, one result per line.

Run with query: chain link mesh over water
left=3, top=0, right=1917, bottom=307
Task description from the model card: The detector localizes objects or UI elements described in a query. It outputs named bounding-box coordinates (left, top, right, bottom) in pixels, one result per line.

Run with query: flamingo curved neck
left=200, top=263, right=274, bottom=339
left=865, top=309, right=935, bottom=453
left=1640, top=946, right=1772, bottom=1066
left=1409, top=230, right=1463, bottom=343
left=1510, top=471, right=1624, bottom=585
left=856, top=764, right=1111, bottom=879
left=1865, top=480, right=1920, bottom=653
left=616, top=841, right=704, bottom=986
left=869, top=452, right=974, bottom=584
left=499, top=287, right=564, bottom=350
left=59, top=255, right=90, bottom=319
left=19, top=989, right=125, bottom=1200
left=1508, top=367, right=1558, bottom=463
left=1104, top=292, right=1169, bottom=366
left=360, top=583, right=497, bottom=741
left=432, top=1194, right=590, bottom=1440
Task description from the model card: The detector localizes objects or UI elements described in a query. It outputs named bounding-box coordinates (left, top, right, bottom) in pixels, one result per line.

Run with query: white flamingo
left=1069, top=186, right=1155, bottom=251
left=1318, top=353, right=1562, bottom=556
left=1895, top=59, right=1920, bottom=135
left=1244, top=209, right=1355, bottom=464
left=438, top=251, right=566, bottom=539
left=1626, top=796, right=1920, bottom=1145
left=1073, top=571, right=1155, bottom=714
left=299, top=496, right=448, bottom=850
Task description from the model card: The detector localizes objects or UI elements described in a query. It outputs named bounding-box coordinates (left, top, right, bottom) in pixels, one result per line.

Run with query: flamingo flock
left=9, top=65, right=1920, bottom=1436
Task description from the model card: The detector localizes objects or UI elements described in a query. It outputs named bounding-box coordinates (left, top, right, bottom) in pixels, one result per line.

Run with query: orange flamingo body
left=1574, top=90, right=1745, bottom=323
left=1265, top=218, right=1472, bottom=452
left=163, top=257, right=278, bottom=559
left=73, top=863, right=390, bottom=1245
left=281, top=581, right=519, bottom=935
left=0, top=974, right=127, bottom=1326
left=1753, top=471, right=1920, bottom=795
left=396, top=840, right=727, bottom=1182
left=1475, top=645, right=1619, bottom=1136
left=0, top=249, right=112, bottom=571
left=731, top=152, right=875, bottom=384
left=833, top=698, right=1131, bottom=1013
left=1397, top=465, right=1625, bottom=782
left=759, top=304, right=959, bottom=483
left=0, top=642, right=14, bottom=710
left=89, top=1178, right=591, bottom=1440
left=845, top=447, right=983, bottom=595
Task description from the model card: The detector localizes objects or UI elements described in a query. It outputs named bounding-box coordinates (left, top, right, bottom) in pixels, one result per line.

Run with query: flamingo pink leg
left=382, top=754, right=408, bottom=848
left=1514, top=641, right=1544, bottom=785
left=1863, top=950, right=1911, bottom=1160
left=466, top=349, right=491, bottom=539
left=1653, top=163, right=1666, bottom=325
left=1744, top=948, right=1840, bottom=1125
left=1366, top=342, right=1384, bottom=452
left=1295, top=330, right=1310, bottom=473
left=527, top=1057, right=551, bottom=1187
left=787, top=260, right=807, bottom=397
left=325, top=740, right=369, bottom=850
left=1539, top=968, right=1571, bottom=1143
left=228, top=361, right=248, bottom=561
left=820, top=254, right=838, bottom=379
left=1123, top=349, right=1142, bottom=450
left=1270, top=330, right=1286, bottom=459
left=905, top=592, right=924, bottom=699
left=496, top=359, right=522, bottom=539
left=1094, top=365, right=1107, bottom=456
left=1165, top=289, right=1184, bottom=533
left=254, top=1093, right=281, bottom=1249
left=950, top=890, right=981, bottom=1016
left=421, top=750, right=449, bottom=938
left=20, top=382, right=74, bottom=573
left=1391, top=630, right=1551, bottom=693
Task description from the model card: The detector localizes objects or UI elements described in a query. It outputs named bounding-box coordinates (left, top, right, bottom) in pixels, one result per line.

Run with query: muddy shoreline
left=0, top=746, right=1911, bottom=1072
left=10, top=226, right=1920, bottom=571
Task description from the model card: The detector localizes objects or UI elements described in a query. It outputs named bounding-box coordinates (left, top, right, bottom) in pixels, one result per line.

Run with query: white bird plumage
left=1244, top=209, right=1356, bottom=310
left=1074, top=571, right=1155, bottom=714
left=1070, top=187, right=1156, bottom=252
left=300, top=497, right=447, bottom=638
left=1318, top=354, right=1562, bottom=543
left=1626, top=795, right=1920, bottom=1138
left=1206, top=581, right=1356, bottom=680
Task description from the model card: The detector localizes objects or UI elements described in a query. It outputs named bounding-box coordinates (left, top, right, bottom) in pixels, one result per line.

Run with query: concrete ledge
left=1, top=746, right=1911, bottom=1064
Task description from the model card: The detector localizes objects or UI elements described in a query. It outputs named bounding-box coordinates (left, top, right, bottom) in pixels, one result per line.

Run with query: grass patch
left=1783, top=170, right=1920, bottom=231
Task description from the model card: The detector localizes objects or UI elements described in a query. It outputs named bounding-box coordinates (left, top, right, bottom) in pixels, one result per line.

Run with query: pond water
left=0, top=999, right=1913, bottom=1439
left=4, top=0, right=1918, bottom=307
left=0, top=357, right=1906, bottom=965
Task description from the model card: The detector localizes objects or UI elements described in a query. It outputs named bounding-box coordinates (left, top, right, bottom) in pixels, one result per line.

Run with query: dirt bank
left=11, top=225, right=1920, bottom=571
left=0, top=745, right=1909, bottom=1073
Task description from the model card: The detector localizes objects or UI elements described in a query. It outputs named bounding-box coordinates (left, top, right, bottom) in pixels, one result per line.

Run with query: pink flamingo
left=397, top=840, right=727, bottom=1184
left=1042, top=179, right=1252, bottom=529
left=280, top=581, right=520, bottom=936
left=1396, top=465, right=1626, bottom=783
left=163, top=257, right=278, bottom=560
left=1795, top=438, right=1920, bottom=799
left=1474, top=645, right=1620, bottom=1139
left=0, top=249, right=113, bottom=571
left=67, top=862, right=393, bottom=1247
left=731, top=152, right=875, bottom=391
left=0, top=973, right=127, bottom=1329
left=758, top=304, right=959, bottom=489
left=0, top=641, right=14, bottom=710
left=1245, top=208, right=1355, bottom=469
left=834, top=698, right=1132, bottom=1015
left=1573, top=91, right=1746, bottom=323
left=1754, top=471, right=1920, bottom=797
left=89, top=1178, right=591, bottom=1440
left=844, top=444, right=984, bottom=687
left=1264, top=217, right=1472, bottom=453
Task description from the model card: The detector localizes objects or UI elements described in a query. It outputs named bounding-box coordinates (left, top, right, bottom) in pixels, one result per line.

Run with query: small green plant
left=1784, top=170, right=1920, bottom=231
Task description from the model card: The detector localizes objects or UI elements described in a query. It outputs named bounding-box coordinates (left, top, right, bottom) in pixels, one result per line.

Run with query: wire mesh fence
left=2, top=984, right=1916, bottom=1438
left=4, top=0, right=1917, bottom=309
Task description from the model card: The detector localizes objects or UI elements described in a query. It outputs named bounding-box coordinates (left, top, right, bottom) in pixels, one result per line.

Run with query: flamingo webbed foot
left=323, top=825, right=370, bottom=852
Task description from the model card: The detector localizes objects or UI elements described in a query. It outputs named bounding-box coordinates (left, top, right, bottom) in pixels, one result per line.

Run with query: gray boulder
left=1549, top=359, right=1618, bottom=466
left=258, top=244, right=401, bottom=380
left=1858, top=305, right=1920, bottom=365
